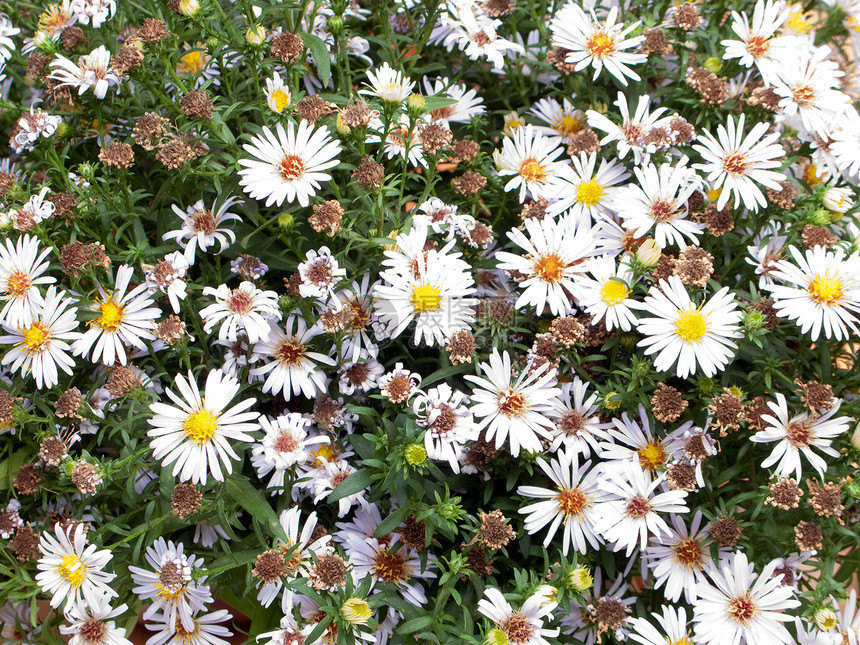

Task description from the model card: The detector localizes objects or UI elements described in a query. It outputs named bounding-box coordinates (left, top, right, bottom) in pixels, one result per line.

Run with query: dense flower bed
left=0, top=0, right=859, bottom=643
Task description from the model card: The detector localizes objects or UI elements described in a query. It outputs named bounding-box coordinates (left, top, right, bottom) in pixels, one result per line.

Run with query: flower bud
left=603, top=391, right=623, bottom=410
left=808, top=209, right=831, bottom=226
left=341, top=598, right=372, bottom=625
left=502, top=111, right=525, bottom=137
left=406, top=93, right=426, bottom=117
left=704, top=57, right=722, bottom=73
left=178, top=0, right=200, bottom=16
left=336, top=111, right=351, bottom=136
left=405, top=443, right=427, bottom=466
left=245, top=25, right=266, bottom=45
left=636, top=239, right=661, bottom=268
left=278, top=213, right=294, bottom=231
left=823, top=186, right=852, bottom=213
left=567, top=566, right=593, bottom=592
left=815, top=608, right=838, bottom=631
left=851, top=422, right=860, bottom=452
left=327, top=15, right=344, bottom=37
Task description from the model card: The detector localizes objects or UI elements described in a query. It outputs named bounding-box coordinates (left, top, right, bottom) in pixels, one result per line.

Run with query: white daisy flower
left=251, top=414, right=328, bottom=493
left=251, top=317, right=335, bottom=400
left=573, top=255, right=638, bottom=331
left=517, top=450, right=607, bottom=555
left=693, top=550, right=800, bottom=645
left=59, top=596, right=132, bottom=645
left=264, top=71, right=291, bottom=114
left=477, top=587, right=559, bottom=645
left=367, top=113, right=427, bottom=169
left=548, top=151, right=629, bottom=220
left=144, top=608, right=233, bottom=645
left=337, top=350, right=383, bottom=396
left=830, top=108, right=860, bottom=178
left=411, top=197, right=462, bottom=238
left=163, top=197, right=241, bottom=266
left=0, top=234, right=55, bottom=329
left=69, top=0, right=115, bottom=28
left=72, top=265, right=160, bottom=367
left=496, top=124, right=575, bottom=203
left=765, top=245, right=860, bottom=341
left=48, top=45, right=120, bottom=99
left=633, top=276, right=743, bottom=379
left=10, top=108, right=63, bottom=154
left=312, top=458, right=366, bottom=517
left=335, top=276, right=378, bottom=362
left=35, top=523, right=117, bottom=609
left=692, top=113, right=786, bottom=212
left=772, top=45, right=850, bottom=137
left=147, top=368, right=260, bottom=484
left=529, top=96, right=587, bottom=145
left=495, top=214, right=597, bottom=316
left=441, top=4, right=523, bottom=70
left=373, top=249, right=477, bottom=347
left=422, top=76, right=485, bottom=126
left=587, top=93, right=669, bottom=163
left=8, top=186, right=55, bottom=231
left=238, top=120, right=341, bottom=208
left=751, top=392, right=849, bottom=479
left=547, top=377, right=611, bottom=457
left=378, top=362, right=422, bottom=404
left=746, top=223, right=788, bottom=288
left=642, top=511, right=724, bottom=603
left=599, top=404, right=670, bottom=473
left=629, top=606, right=693, bottom=645
left=550, top=3, right=646, bottom=85
left=199, top=281, right=281, bottom=344
left=0, top=286, right=80, bottom=389
left=561, top=569, right=635, bottom=645
left=142, top=251, right=189, bottom=314
left=412, top=383, right=477, bottom=473
left=255, top=507, right=330, bottom=608
left=621, top=158, right=703, bottom=250
left=347, top=534, right=435, bottom=606
left=297, top=246, right=346, bottom=304
left=721, top=0, right=792, bottom=84
left=464, top=349, right=561, bottom=457
left=593, top=461, right=689, bottom=556
left=360, top=61, right=414, bottom=104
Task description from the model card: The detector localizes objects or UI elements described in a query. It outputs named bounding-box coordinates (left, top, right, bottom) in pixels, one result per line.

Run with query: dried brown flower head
left=807, top=478, right=844, bottom=523
left=133, top=112, right=170, bottom=150
left=674, top=246, right=714, bottom=287
left=60, top=26, right=86, bottom=50
left=309, top=553, right=349, bottom=591
left=744, top=396, right=770, bottom=431
left=60, top=241, right=111, bottom=278
left=566, top=128, right=601, bottom=156
left=136, top=18, right=168, bottom=42
left=767, top=181, right=796, bottom=209
left=106, top=366, right=142, bottom=398
left=483, top=0, right=515, bottom=17
left=55, top=387, right=83, bottom=419
left=666, top=462, right=697, bottom=491
left=98, top=141, right=134, bottom=169
left=352, top=155, right=385, bottom=187
left=252, top=549, right=287, bottom=584
left=746, top=85, right=780, bottom=111
left=795, top=379, right=835, bottom=412
left=295, top=95, right=334, bottom=124
left=313, top=394, right=345, bottom=431
left=310, top=200, right=344, bottom=236
left=801, top=225, right=836, bottom=249
left=452, top=171, right=487, bottom=196
left=708, top=388, right=745, bottom=436
left=476, top=509, right=516, bottom=550
left=155, top=137, right=204, bottom=169
left=794, top=521, right=823, bottom=551
left=39, top=436, right=68, bottom=468
left=704, top=202, right=735, bottom=236
left=155, top=315, right=188, bottom=345
left=766, top=475, right=802, bottom=510
left=270, top=32, right=304, bottom=64
left=546, top=47, right=577, bottom=74
left=686, top=68, right=728, bottom=104
left=0, top=390, right=21, bottom=428
left=464, top=547, right=494, bottom=577
left=13, top=463, right=42, bottom=495
left=71, top=461, right=102, bottom=495
left=672, top=3, right=702, bottom=30
left=27, top=51, right=51, bottom=79
left=10, top=525, right=40, bottom=562
left=709, top=516, right=742, bottom=547
left=446, top=329, right=475, bottom=365
left=651, top=383, right=687, bottom=423
left=179, top=90, right=213, bottom=120
left=340, top=100, right=373, bottom=128
left=549, top=315, right=584, bottom=348
left=171, top=483, right=202, bottom=519
left=113, top=44, right=144, bottom=75
left=640, top=27, right=672, bottom=55
left=451, top=138, right=480, bottom=163
left=417, top=122, right=453, bottom=155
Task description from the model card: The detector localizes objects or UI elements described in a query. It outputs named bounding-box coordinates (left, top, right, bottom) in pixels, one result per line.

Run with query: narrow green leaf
left=225, top=475, right=287, bottom=542
left=374, top=507, right=409, bottom=538
left=328, top=468, right=373, bottom=502
left=397, top=616, right=434, bottom=635
left=302, top=34, right=331, bottom=87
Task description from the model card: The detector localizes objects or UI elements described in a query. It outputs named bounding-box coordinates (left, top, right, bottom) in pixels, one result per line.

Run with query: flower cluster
left=0, top=0, right=859, bottom=644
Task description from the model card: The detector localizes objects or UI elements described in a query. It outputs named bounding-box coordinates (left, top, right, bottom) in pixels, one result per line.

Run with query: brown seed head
left=98, top=141, right=134, bottom=169
left=270, top=32, right=304, bottom=64
left=651, top=383, right=687, bottom=423
left=179, top=90, right=213, bottom=120
left=309, top=200, right=344, bottom=236
left=476, top=509, right=516, bottom=550
left=13, top=463, right=42, bottom=495
left=709, top=516, right=742, bottom=547
left=171, top=483, right=202, bottom=519
left=766, top=475, right=803, bottom=510
left=794, top=521, right=823, bottom=551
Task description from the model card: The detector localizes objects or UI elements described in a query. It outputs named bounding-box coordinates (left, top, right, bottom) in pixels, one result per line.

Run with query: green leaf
left=374, top=507, right=409, bottom=538
left=302, top=34, right=331, bottom=87
left=421, top=95, right=457, bottom=112
left=328, top=468, right=373, bottom=502
left=225, top=475, right=287, bottom=542
left=304, top=615, right=332, bottom=645
left=0, top=449, right=28, bottom=490
left=397, top=616, right=434, bottom=635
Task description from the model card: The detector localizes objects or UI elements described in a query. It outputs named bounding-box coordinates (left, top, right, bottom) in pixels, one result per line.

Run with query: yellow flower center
left=600, top=279, right=629, bottom=305
left=576, top=179, right=604, bottom=206
left=807, top=274, right=844, bottom=306
left=178, top=50, right=208, bottom=75
left=518, top=157, right=546, bottom=183
left=637, top=441, right=667, bottom=471
left=183, top=408, right=218, bottom=443
left=311, top=443, right=338, bottom=465
left=58, top=554, right=86, bottom=587
left=585, top=31, right=616, bottom=58
left=533, top=253, right=566, bottom=283
left=410, top=284, right=442, bottom=313
left=156, top=583, right=187, bottom=600
left=5, top=270, right=32, bottom=297
left=785, top=9, right=813, bottom=33
left=269, top=88, right=291, bottom=113
left=675, top=310, right=708, bottom=343
left=94, top=300, right=124, bottom=332
left=557, top=487, right=588, bottom=518
left=669, top=638, right=695, bottom=645
left=23, top=322, right=50, bottom=353
left=554, top=114, right=583, bottom=138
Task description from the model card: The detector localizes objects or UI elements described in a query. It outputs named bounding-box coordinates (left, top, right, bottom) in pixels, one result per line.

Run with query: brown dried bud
left=13, top=464, right=42, bottom=495
left=270, top=32, right=304, bottom=64
left=352, top=155, right=384, bottom=187
left=651, top=383, right=687, bottom=423
left=60, top=26, right=86, bottom=50
left=446, top=329, right=475, bottom=365
left=112, top=44, right=144, bottom=76
left=309, top=200, right=344, bottom=236
left=452, top=171, right=486, bottom=196
left=136, top=18, right=168, bottom=43
left=155, top=315, right=188, bottom=345
left=295, top=95, right=334, bottom=124
left=476, top=509, right=516, bottom=550
left=179, top=90, right=213, bottom=120
left=171, top=483, right=202, bottom=518
left=98, top=141, right=134, bottom=169
left=55, top=387, right=83, bottom=419
left=709, top=516, right=742, bottom=547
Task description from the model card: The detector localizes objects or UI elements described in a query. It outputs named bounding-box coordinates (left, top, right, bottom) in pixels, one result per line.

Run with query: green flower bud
left=405, top=443, right=427, bottom=466
left=703, top=57, right=722, bottom=73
